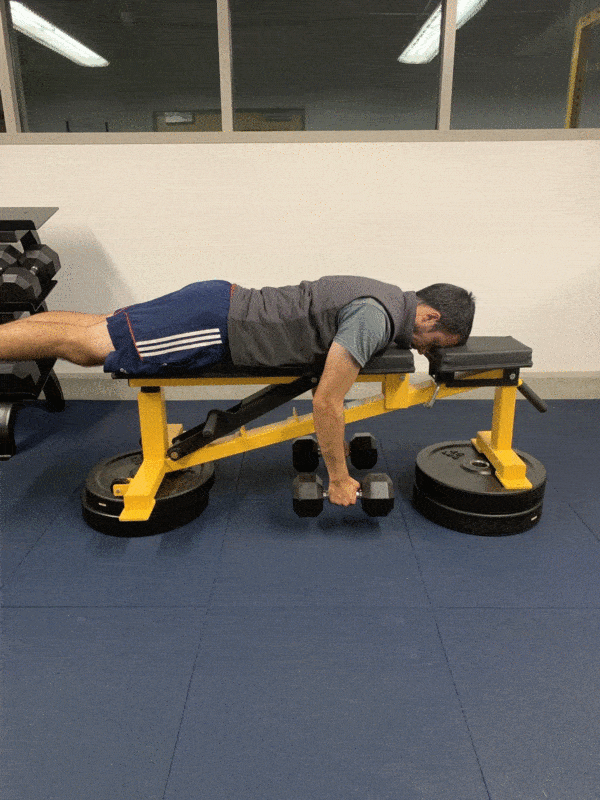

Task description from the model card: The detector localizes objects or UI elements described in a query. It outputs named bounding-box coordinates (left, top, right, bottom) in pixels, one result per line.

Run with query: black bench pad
left=427, top=337, right=533, bottom=376
left=113, top=337, right=533, bottom=381
left=113, top=345, right=416, bottom=379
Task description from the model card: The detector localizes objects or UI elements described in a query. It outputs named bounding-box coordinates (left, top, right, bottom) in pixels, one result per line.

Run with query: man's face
left=411, top=304, right=461, bottom=356
left=411, top=328, right=460, bottom=356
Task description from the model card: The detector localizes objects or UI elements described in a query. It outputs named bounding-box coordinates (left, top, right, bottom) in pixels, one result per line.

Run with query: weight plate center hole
left=461, top=457, right=493, bottom=476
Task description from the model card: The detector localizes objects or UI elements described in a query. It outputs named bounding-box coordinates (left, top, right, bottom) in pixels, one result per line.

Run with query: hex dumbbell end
left=0, top=245, right=21, bottom=273
left=20, top=245, right=61, bottom=281
left=292, top=435, right=320, bottom=472
left=292, top=473, right=325, bottom=517
left=360, top=473, right=394, bottom=517
left=349, top=432, right=378, bottom=470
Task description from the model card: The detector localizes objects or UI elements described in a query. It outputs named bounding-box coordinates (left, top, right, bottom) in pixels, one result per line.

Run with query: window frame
left=0, top=0, right=598, bottom=144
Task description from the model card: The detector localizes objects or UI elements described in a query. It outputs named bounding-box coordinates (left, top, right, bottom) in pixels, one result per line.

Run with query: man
left=0, top=276, right=474, bottom=508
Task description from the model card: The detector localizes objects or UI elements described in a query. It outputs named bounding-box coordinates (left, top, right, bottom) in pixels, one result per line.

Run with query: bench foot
left=81, top=450, right=215, bottom=536
left=412, top=440, right=546, bottom=536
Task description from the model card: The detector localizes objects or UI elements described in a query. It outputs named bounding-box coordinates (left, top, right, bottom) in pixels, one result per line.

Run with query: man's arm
left=312, top=341, right=362, bottom=506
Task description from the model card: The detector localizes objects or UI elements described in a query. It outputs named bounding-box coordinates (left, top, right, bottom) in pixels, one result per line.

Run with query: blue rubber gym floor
left=2, top=397, right=599, bottom=800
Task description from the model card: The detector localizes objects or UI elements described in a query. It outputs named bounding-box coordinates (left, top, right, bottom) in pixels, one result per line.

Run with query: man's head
left=412, top=283, right=475, bottom=356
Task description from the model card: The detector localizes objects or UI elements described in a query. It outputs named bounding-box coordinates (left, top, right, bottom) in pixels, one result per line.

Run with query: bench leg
left=113, top=387, right=171, bottom=521
left=472, top=385, right=532, bottom=490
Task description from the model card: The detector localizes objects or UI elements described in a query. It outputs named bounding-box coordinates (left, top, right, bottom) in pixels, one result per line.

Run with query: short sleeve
left=333, top=298, right=391, bottom=367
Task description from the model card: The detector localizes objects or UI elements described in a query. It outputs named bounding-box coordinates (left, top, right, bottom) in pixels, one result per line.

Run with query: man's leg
left=21, top=311, right=108, bottom=327
left=0, top=312, right=115, bottom=366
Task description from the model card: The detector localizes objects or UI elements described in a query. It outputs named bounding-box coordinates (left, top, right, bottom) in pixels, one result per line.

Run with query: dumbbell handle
left=323, top=489, right=363, bottom=499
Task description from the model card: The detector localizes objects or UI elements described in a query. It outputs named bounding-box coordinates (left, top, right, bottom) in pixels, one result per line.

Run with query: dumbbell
left=0, top=360, right=42, bottom=396
left=0, top=245, right=60, bottom=306
left=292, top=436, right=320, bottom=472
left=293, top=472, right=394, bottom=518
left=349, top=432, right=378, bottom=469
left=292, top=432, right=379, bottom=472
left=0, top=247, right=23, bottom=316
left=21, top=245, right=61, bottom=282
left=0, top=245, right=21, bottom=269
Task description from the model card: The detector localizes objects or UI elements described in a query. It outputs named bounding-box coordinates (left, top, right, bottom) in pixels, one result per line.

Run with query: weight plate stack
left=82, top=450, right=215, bottom=537
left=412, top=441, right=546, bottom=536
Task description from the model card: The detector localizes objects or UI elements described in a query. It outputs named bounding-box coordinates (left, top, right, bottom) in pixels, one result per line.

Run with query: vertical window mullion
left=437, top=0, right=458, bottom=131
left=0, top=0, right=22, bottom=133
left=216, top=0, right=234, bottom=133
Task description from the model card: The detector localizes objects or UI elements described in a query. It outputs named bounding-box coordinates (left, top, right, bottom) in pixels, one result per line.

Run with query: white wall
left=1, top=140, right=599, bottom=395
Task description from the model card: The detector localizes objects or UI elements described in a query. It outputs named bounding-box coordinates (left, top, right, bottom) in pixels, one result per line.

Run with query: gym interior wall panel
left=0, top=140, right=598, bottom=393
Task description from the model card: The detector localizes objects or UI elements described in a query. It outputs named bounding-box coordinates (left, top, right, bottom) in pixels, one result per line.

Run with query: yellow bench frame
left=112, top=368, right=532, bottom=522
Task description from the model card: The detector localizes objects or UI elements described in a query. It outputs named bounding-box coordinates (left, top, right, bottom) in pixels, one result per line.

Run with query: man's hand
left=328, top=476, right=362, bottom=507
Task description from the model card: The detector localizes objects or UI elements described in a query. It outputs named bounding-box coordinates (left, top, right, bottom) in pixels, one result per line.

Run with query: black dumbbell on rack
left=0, top=207, right=65, bottom=458
left=292, top=431, right=379, bottom=472
left=0, top=247, right=24, bottom=322
left=293, top=472, right=394, bottom=518
left=0, top=244, right=61, bottom=307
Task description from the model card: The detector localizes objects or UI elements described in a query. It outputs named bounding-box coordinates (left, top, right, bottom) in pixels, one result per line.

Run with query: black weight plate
left=82, top=450, right=215, bottom=536
left=414, top=441, right=546, bottom=515
left=413, top=485, right=543, bottom=536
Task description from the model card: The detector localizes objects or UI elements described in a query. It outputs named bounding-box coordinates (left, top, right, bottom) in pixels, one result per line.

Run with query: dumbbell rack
left=0, top=208, right=65, bottom=459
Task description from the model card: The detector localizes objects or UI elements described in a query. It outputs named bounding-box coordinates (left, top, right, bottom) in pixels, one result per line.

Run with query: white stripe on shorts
left=138, top=332, right=222, bottom=356
left=139, top=337, right=222, bottom=357
left=136, top=328, right=221, bottom=347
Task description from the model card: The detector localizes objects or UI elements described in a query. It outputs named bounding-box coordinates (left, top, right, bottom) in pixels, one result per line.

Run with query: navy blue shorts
left=104, top=280, right=233, bottom=377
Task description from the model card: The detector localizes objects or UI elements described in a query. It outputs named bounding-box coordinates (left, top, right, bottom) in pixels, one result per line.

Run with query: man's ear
left=423, top=307, right=441, bottom=327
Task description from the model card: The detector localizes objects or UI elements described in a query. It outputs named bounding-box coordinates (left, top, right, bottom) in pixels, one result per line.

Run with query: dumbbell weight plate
left=292, top=436, right=320, bottom=472
left=20, top=245, right=61, bottom=282
left=0, top=266, right=42, bottom=305
left=292, top=472, right=325, bottom=517
left=0, top=245, right=21, bottom=272
left=361, top=472, right=394, bottom=517
left=349, top=432, right=378, bottom=470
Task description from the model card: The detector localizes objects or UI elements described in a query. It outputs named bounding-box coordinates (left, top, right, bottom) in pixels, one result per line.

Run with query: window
left=1, top=0, right=598, bottom=137
left=10, top=0, right=220, bottom=132
left=451, top=0, right=600, bottom=129
left=230, top=0, right=441, bottom=131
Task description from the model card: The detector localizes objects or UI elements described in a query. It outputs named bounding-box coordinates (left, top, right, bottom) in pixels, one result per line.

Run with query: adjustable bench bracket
left=167, top=374, right=318, bottom=461
left=431, top=367, right=521, bottom=389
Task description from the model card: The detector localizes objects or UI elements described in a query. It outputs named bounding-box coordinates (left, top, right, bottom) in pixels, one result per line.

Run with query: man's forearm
left=312, top=399, right=349, bottom=481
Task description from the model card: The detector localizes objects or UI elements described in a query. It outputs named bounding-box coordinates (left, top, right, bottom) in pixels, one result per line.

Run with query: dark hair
left=415, top=283, right=475, bottom=344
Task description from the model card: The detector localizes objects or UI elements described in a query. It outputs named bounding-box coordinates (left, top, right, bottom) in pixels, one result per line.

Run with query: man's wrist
left=328, top=471, right=351, bottom=485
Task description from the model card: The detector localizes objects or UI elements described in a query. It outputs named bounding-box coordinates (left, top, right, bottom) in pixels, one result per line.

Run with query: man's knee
left=76, top=319, right=115, bottom=366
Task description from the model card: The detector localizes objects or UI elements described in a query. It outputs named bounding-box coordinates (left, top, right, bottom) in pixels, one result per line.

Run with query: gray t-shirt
left=333, top=297, right=391, bottom=367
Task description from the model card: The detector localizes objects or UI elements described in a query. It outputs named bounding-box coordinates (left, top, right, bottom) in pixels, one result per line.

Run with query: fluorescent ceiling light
left=10, top=2, right=109, bottom=67
left=399, top=0, right=489, bottom=64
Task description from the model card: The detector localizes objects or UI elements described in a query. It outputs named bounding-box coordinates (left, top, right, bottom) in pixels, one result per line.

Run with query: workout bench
left=82, top=336, right=548, bottom=537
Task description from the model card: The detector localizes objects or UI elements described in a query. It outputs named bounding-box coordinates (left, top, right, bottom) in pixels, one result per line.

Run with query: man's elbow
left=312, top=392, right=344, bottom=416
